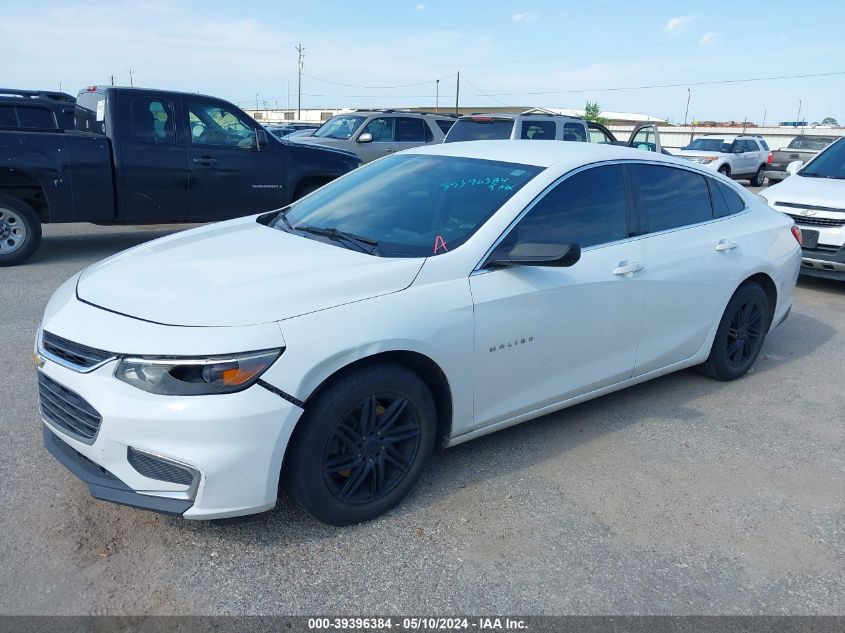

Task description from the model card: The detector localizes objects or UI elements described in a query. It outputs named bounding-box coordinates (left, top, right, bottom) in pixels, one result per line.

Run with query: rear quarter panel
left=0, top=130, right=113, bottom=222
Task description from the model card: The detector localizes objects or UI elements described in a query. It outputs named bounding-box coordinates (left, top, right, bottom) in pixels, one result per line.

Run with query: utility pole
left=110, top=75, right=115, bottom=86
left=435, top=79, right=439, bottom=113
left=58, top=82, right=62, bottom=92
left=128, top=69, right=134, bottom=87
left=455, top=71, right=460, bottom=116
left=287, top=80, right=290, bottom=111
left=762, top=108, right=767, bottom=127
left=296, top=42, right=305, bottom=120
left=255, top=93, right=259, bottom=111
left=796, top=99, right=802, bottom=128
left=683, top=88, right=691, bottom=126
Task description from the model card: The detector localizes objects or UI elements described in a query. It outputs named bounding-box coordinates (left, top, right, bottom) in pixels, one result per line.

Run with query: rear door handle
left=192, top=156, right=218, bottom=166
left=613, top=261, right=643, bottom=276
left=715, top=239, right=738, bottom=252
left=385, top=148, right=395, bottom=154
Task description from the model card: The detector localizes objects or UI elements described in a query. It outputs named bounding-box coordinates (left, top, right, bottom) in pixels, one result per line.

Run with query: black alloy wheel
left=284, top=362, right=436, bottom=525
left=322, top=393, right=421, bottom=504
left=699, top=282, right=770, bottom=381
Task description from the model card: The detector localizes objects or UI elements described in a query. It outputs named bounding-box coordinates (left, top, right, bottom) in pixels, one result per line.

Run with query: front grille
left=776, top=201, right=845, bottom=214
left=786, top=214, right=845, bottom=228
left=38, top=372, right=102, bottom=443
left=128, top=448, right=195, bottom=485
left=41, top=331, right=115, bottom=370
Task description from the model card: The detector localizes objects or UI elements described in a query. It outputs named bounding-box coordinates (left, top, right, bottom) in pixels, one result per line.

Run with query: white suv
left=677, top=135, right=770, bottom=186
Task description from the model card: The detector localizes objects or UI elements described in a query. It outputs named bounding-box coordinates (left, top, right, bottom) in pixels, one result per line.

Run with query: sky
left=1, top=0, right=844, bottom=124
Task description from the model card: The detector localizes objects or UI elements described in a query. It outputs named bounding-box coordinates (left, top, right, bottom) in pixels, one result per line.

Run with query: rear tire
left=284, top=362, right=437, bottom=526
left=751, top=164, right=766, bottom=187
left=699, top=282, right=770, bottom=381
left=0, top=196, right=42, bottom=267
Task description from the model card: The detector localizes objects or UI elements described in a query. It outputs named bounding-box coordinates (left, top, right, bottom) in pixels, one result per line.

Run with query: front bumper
left=798, top=244, right=845, bottom=280
left=38, top=358, right=304, bottom=519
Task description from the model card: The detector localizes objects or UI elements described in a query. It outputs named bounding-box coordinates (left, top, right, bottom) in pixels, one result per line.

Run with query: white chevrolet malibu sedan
left=37, top=141, right=801, bottom=525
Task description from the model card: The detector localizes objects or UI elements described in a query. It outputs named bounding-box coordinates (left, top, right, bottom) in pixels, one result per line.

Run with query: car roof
left=456, top=113, right=582, bottom=121
left=405, top=139, right=689, bottom=169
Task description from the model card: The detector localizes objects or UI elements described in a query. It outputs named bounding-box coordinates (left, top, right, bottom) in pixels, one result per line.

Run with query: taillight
left=85, top=85, right=98, bottom=92
left=767, top=151, right=774, bottom=165
left=791, top=225, right=803, bottom=246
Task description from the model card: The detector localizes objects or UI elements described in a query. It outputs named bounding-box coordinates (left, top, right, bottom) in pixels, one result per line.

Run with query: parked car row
left=293, top=109, right=669, bottom=164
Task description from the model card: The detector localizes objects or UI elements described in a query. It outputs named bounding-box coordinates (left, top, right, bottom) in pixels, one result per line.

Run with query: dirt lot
left=1, top=220, right=843, bottom=615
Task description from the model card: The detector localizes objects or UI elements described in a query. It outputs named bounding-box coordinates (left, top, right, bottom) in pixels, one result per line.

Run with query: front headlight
left=114, top=348, right=282, bottom=395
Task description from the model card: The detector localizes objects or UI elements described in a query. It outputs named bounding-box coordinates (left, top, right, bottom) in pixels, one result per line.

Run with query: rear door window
left=0, top=105, right=17, bottom=126
left=630, top=164, right=713, bottom=232
left=16, top=106, right=55, bottom=129
left=131, top=97, right=176, bottom=144
left=395, top=117, right=426, bottom=142
left=520, top=120, right=556, bottom=140
left=712, top=180, right=745, bottom=217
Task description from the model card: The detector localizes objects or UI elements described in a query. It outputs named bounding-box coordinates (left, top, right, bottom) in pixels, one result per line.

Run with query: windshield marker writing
left=434, top=235, right=448, bottom=254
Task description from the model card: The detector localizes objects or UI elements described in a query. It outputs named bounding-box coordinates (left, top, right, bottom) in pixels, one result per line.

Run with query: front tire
left=718, top=164, right=731, bottom=177
left=0, top=196, right=42, bottom=267
left=699, top=282, right=770, bottom=381
left=751, top=164, right=766, bottom=187
left=284, top=363, right=437, bottom=526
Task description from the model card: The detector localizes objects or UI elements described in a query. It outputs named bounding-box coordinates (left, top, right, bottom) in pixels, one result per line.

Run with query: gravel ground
left=1, top=215, right=843, bottom=616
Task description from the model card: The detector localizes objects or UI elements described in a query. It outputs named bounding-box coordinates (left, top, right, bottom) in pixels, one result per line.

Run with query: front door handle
left=715, top=239, right=738, bottom=252
left=613, top=261, right=643, bottom=277
left=192, top=156, right=218, bottom=166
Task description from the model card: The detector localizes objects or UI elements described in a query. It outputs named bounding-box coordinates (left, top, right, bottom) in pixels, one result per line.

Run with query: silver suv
left=676, top=135, right=770, bottom=185
left=444, top=112, right=666, bottom=155
left=292, top=110, right=456, bottom=163
left=445, top=113, right=589, bottom=143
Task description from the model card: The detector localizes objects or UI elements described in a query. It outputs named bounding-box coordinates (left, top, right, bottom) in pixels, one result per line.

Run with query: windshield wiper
left=295, top=225, right=379, bottom=254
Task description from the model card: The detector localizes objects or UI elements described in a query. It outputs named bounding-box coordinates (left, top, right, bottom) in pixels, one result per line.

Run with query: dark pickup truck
left=0, top=86, right=361, bottom=266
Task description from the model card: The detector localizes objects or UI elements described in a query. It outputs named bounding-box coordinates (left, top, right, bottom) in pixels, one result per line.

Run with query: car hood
left=762, top=174, right=845, bottom=208
left=76, top=217, right=425, bottom=327
left=676, top=150, right=723, bottom=159
left=291, top=136, right=350, bottom=148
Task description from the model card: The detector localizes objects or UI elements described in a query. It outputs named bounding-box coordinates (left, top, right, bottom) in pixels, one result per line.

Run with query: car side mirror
left=357, top=132, right=373, bottom=143
left=786, top=160, right=804, bottom=175
left=488, top=242, right=581, bottom=268
left=256, top=128, right=269, bottom=150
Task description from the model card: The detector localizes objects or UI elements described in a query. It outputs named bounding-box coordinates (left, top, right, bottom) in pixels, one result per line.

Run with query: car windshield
left=312, top=115, right=366, bottom=139
left=684, top=138, right=731, bottom=152
left=445, top=118, right=515, bottom=142
left=269, top=154, right=543, bottom=257
left=800, top=138, right=845, bottom=179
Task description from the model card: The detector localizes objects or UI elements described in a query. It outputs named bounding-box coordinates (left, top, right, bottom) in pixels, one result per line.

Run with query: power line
left=460, top=75, right=509, bottom=107
left=479, top=70, right=845, bottom=97
left=302, top=72, right=455, bottom=90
